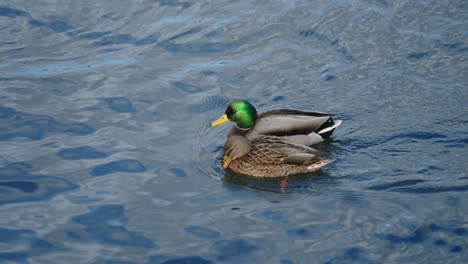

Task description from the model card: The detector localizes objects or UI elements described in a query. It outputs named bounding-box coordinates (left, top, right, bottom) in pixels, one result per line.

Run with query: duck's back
left=249, top=109, right=339, bottom=142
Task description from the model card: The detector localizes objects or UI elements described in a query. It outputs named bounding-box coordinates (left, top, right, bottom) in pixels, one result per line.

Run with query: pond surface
left=1, top=0, right=467, bottom=263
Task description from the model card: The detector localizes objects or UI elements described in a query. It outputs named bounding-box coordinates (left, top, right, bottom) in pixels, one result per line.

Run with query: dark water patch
left=33, top=238, right=54, bottom=249
left=109, top=256, right=212, bottom=264
left=60, top=123, right=95, bottom=135
left=73, top=205, right=127, bottom=225
left=429, top=223, right=442, bottom=231
left=0, top=106, right=17, bottom=119
left=85, top=225, right=154, bottom=248
left=168, top=168, right=187, bottom=178
left=384, top=132, right=447, bottom=143
left=272, top=96, right=285, bottom=101
left=402, top=132, right=447, bottom=140
left=445, top=143, right=466, bottom=148
left=0, top=164, right=77, bottom=205
left=67, top=194, right=102, bottom=204
left=0, top=227, right=55, bottom=255
left=325, top=75, right=337, bottom=81
left=450, top=245, right=463, bottom=253
left=407, top=52, right=429, bottom=60
left=135, top=35, right=158, bottom=46
left=375, top=0, right=388, bottom=6
left=94, top=34, right=137, bottom=46
left=91, top=159, right=146, bottom=176
left=299, top=29, right=355, bottom=60
left=417, top=166, right=443, bottom=174
left=148, top=255, right=172, bottom=263
left=158, top=41, right=233, bottom=54
left=102, top=48, right=124, bottom=52
left=452, top=228, right=466, bottom=236
left=57, top=146, right=108, bottom=160
left=103, top=97, right=136, bottom=113
left=0, top=252, right=29, bottom=262
left=262, top=210, right=286, bottom=222
left=29, top=19, right=73, bottom=33
left=79, top=31, right=111, bottom=40
left=204, top=30, right=218, bottom=38
left=376, top=227, right=426, bottom=244
left=135, top=99, right=156, bottom=104
left=201, top=71, right=216, bottom=76
left=392, top=185, right=468, bottom=193
left=336, top=190, right=364, bottom=205
left=0, top=106, right=94, bottom=141
left=153, top=0, right=192, bottom=8
left=67, top=231, right=81, bottom=240
left=0, top=181, right=38, bottom=193
left=0, top=6, right=30, bottom=18
left=0, top=77, right=17, bottom=82
left=434, top=239, right=446, bottom=246
left=106, top=261, right=139, bottom=264
left=367, top=179, right=426, bottom=191
left=46, top=20, right=73, bottom=32
left=325, top=247, right=372, bottom=264
left=40, top=77, right=72, bottom=83
left=300, top=29, right=328, bottom=42
left=335, top=46, right=355, bottom=61
left=0, top=227, right=36, bottom=244
left=435, top=138, right=468, bottom=148
left=441, top=42, right=463, bottom=50
left=213, top=239, right=258, bottom=261
left=436, top=41, right=467, bottom=53
left=382, top=148, right=412, bottom=153
left=172, top=81, right=203, bottom=93
left=287, top=227, right=312, bottom=238
left=166, top=28, right=202, bottom=42
left=73, top=205, right=155, bottom=248
left=185, top=226, right=220, bottom=239
left=161, top=256, right=213, bottom=264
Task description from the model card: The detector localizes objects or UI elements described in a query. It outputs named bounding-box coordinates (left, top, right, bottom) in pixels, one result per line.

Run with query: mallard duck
left=211, top=100, right=342, bottom=145
left=222, top=135, right=334, bottom=177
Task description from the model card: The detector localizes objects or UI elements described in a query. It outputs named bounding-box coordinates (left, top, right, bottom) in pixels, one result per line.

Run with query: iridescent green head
left=211, top=100, right=258, bottom=129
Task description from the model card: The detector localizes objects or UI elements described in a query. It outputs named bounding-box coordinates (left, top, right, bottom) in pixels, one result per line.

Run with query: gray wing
left=246, top=109, right=334, bottom=140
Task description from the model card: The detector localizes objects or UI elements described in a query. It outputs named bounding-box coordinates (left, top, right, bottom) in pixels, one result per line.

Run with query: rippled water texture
left=1, top=0, right=467, bottom=263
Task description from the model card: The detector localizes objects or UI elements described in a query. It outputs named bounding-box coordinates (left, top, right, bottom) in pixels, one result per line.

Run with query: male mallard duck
left=211, top=100, right=342, bottom=145
left=222, top=135, right=334, bottom=177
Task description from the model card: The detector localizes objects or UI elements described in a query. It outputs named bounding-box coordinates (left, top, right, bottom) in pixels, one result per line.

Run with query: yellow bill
left=221, top=155, right=233, bottom=170
left=211, top=114, right=230, bottom=126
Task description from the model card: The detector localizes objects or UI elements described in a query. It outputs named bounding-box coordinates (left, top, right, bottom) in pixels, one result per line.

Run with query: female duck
left=211, top=100, right=342, bottom=145
left=222, top=135, right=334, bottom=177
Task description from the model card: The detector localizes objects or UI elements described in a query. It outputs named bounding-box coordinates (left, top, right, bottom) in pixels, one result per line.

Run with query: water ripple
left=0, top=0, right=466, bottom=263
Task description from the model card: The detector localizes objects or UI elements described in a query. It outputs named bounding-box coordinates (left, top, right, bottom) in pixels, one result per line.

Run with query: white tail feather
left=318, top=120, right=342, bottom=135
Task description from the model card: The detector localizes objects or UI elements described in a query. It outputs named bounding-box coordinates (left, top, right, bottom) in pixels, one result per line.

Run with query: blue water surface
left=0, top=0, right=467, bottom=263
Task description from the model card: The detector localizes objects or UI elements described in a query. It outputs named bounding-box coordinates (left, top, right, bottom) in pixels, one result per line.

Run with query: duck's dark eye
left=225, top=107, right=235, bottom=118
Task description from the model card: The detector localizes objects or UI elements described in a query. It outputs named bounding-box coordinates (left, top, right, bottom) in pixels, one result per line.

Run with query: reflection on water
left=222, top=170, right=334, bottom=194
left=1, top=0, right=467, bottom=263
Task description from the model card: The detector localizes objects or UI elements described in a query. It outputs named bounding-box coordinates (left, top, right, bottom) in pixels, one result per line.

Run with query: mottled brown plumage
left=223, top=135, right=334, bottom=177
